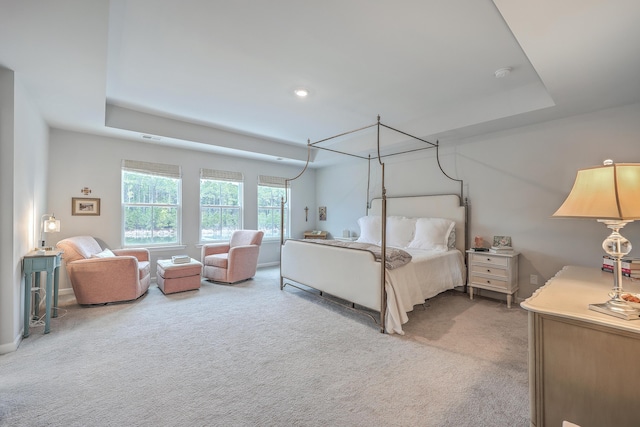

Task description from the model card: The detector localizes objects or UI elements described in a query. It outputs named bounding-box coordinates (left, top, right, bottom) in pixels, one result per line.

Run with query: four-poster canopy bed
left=279, top=116, right=468, bottom=334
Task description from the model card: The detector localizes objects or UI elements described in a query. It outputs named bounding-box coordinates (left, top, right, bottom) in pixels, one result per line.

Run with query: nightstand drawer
left=470, top=253, right=509, bottom=267
left=470, top=275, right=508, bottom=290
left=471, top=264, right=508, bottom=278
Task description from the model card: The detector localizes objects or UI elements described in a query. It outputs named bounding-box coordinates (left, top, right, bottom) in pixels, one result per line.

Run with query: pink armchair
left=56, top=236, right=151, bottom=305
left=201, top=230, right=264, bottom=284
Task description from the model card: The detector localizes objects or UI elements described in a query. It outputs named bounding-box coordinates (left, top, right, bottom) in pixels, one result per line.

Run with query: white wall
left=0, top=68, right=49, bottom=354
left=316, top=103, right=640, bottom=301
left=48, top=130, right=316, bottom=291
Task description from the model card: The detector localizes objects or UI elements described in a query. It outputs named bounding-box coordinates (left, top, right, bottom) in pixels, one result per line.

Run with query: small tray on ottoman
left=157, top=258, right=202, bottom=294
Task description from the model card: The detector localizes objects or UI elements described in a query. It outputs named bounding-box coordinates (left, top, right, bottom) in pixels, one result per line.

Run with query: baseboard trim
left=258, top=261, right=280, bottom=268
left=0, top=333, right=22, bottom=355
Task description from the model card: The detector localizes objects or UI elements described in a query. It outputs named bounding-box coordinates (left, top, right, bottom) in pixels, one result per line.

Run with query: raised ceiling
left=1, top=0, right=639, bottom=165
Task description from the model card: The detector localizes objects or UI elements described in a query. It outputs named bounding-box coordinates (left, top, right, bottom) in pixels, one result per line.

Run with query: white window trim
left=258, top=175, right=290, bottom=241
left=121, top=159, right=182, bottom=248
left=199, top=169, right=244, bottom=243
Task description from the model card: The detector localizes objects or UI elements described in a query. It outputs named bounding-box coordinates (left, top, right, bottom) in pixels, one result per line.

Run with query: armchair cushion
left=56, top=236, right=151, bottom=305
left=91, top=248, right=116, bottom=258
left=205, top=253, right=229, bottom=269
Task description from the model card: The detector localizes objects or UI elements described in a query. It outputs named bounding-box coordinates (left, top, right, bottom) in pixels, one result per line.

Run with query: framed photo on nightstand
left=492, top=235, right=512, bottom=248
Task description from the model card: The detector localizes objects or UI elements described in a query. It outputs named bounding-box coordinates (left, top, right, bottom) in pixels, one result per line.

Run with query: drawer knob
left=487, top=269, right=491, bottom=273
left=486, top=258, right=491, bottom=261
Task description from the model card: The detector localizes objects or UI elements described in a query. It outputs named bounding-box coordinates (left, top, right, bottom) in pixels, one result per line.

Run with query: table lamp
left=553, top=160, right=640, bottom=319
left=40, top=213, right=60, bottom=250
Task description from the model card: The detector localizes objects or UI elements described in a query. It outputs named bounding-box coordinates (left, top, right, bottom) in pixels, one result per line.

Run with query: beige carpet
left=0, top=266, right=529, bottom=426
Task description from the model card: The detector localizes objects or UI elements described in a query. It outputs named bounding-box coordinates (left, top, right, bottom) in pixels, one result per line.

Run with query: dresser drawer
left=470, top=275, right=508, bottom=290
left=470, top=253, right=509, bottom=267
left=471, top=264, right=508, bottom=278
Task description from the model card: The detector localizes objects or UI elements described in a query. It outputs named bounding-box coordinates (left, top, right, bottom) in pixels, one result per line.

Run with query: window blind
left=200, top=168, right=243, bottom=182
left=122, top=160, right=181, bottom=178
left=258, top=175, right=287, bottom=188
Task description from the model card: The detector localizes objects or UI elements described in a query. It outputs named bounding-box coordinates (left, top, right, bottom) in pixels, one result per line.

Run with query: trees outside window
left=122, top=161, right=181, bottom=246
left=258, top=175, right=289, bottom=239
left=200, top=176, right=242, bottom=242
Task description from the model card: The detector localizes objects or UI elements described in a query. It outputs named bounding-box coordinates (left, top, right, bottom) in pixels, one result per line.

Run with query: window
left=258, top=175, right=289, bottom=239
left=121, top=160, right=181, bottom=247
left=200, top=168, right=243, bottom=242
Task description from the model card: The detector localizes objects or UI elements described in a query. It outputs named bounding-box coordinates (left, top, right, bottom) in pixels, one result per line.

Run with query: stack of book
left=171, top=255, right=191, bottom=264
left=622, top=257, right=640, bottom=278
left=601, top=256, right=640, bottom=278
left=489, top=246, right=514, bottom=254
left=602, top=255, right=615, bottom=272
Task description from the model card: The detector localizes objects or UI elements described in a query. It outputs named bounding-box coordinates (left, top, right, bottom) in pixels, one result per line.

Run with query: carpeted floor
left=0, top=266, right=530, bottom=427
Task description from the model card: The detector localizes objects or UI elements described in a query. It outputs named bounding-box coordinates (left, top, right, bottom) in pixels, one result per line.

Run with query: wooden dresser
left=521, top=266, right=640, bottom=427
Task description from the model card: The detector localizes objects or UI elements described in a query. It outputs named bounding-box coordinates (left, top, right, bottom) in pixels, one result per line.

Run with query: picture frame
left=72, top=197, right=101, bottom=216
left=319, top=206, right=327, bottom=221
left=492, top=235, right=512, bottom=248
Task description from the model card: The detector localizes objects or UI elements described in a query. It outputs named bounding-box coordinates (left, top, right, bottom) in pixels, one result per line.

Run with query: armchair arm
left=112, top=248, right=149, bottom=262
left=227, top=245, right=260, bottom=266
left=226, top=245, right=260, bottom=283
left=65, top=256, right=142, bottom=304
left=202, top=242, right=231, bottom=258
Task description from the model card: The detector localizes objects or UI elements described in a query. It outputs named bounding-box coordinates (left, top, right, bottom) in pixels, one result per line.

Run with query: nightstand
left=467, top=250, right=519, bottom=308
left=303, top=231, right=327, bottom=239
left=23, top=249, right=63, bottom=337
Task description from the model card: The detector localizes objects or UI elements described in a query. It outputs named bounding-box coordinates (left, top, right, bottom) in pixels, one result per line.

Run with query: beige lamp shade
left=553, top=163, right=640, bottom=220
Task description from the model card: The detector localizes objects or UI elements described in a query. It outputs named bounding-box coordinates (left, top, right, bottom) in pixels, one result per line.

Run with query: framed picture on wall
left=319, top=206, right=327, bottom=221
left=72, top=197, right=101, bottom=216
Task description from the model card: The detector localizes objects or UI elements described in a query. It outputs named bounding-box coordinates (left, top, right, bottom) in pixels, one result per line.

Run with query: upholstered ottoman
left=156, top=258, right=202, bottom=294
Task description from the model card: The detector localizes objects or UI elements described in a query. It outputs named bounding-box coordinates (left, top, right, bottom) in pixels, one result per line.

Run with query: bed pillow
left=407, top=218, right=455, bottom=251
left=91, top=248, right=116, bottom=258
left=356, top=216, right=381, bottom=245
left=386, top=216, right=416, bottom=248
left=448, top=228, right=457, bottom=249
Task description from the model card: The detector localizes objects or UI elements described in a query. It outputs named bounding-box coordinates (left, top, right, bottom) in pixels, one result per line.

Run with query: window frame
left=199, top=168, right=244, bottom=243
left=121, top=160, right=182, bottom=248
left=257, top=175, right=290, bottom=241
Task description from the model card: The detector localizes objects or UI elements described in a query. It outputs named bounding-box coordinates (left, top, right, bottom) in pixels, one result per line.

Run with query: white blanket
left=385, top=249, right=466, bottom=334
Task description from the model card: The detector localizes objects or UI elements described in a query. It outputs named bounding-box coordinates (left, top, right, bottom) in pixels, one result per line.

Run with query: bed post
left=380, top=185, right=387, bottom=333
left=280, top=195, right=285, bottom=290
left=378, top=116, right=387, bottom=334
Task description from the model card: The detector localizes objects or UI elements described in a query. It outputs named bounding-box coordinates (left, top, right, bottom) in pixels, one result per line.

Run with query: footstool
left=156, top=258, right=202, bottom=294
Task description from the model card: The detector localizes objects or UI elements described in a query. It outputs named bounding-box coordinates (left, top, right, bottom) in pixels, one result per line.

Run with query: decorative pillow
left=356, top=216, right=381, bottom=245
left=448, top=228, right=457, bottom=249
left=91, top=248, right=116, bottom=258
left=386, top=216, right=416, bottom=248
left=407, top=218, right=455, bottom=251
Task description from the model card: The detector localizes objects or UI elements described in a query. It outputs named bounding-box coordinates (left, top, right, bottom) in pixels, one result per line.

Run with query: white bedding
left=384, top=248, right=465, bottom=334
left=280, top=194, right=467, bottom=335
left=280, top=239, right=466, bottom=335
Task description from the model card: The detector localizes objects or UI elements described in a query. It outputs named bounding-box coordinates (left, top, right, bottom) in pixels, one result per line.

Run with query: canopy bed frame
left=279, top=116, right=468, bottom=334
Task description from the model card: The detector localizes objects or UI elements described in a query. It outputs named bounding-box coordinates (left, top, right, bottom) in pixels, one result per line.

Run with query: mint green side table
left=23, top=249, right=63, bottom=337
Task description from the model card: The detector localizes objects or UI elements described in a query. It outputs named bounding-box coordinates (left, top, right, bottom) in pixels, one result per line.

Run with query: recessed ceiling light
left=294, top=88, right=309, bottom=97
left=494, top=67, right=512, bottom=78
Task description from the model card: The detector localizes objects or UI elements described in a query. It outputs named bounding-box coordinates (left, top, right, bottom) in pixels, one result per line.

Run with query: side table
left=303, top=231, right=327, bottom=239
left=23, top=249, right=63, bottom=337
left=467, top=250, right=519, bottom=308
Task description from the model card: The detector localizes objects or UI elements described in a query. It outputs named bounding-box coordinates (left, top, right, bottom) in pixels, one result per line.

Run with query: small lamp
left=40, top=213, right=60, bottom=250
left=553, top=160, right=640, bottom=319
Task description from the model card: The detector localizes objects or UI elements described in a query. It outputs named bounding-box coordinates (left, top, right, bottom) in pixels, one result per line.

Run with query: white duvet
left=384, top=248, right=466, bottom=334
